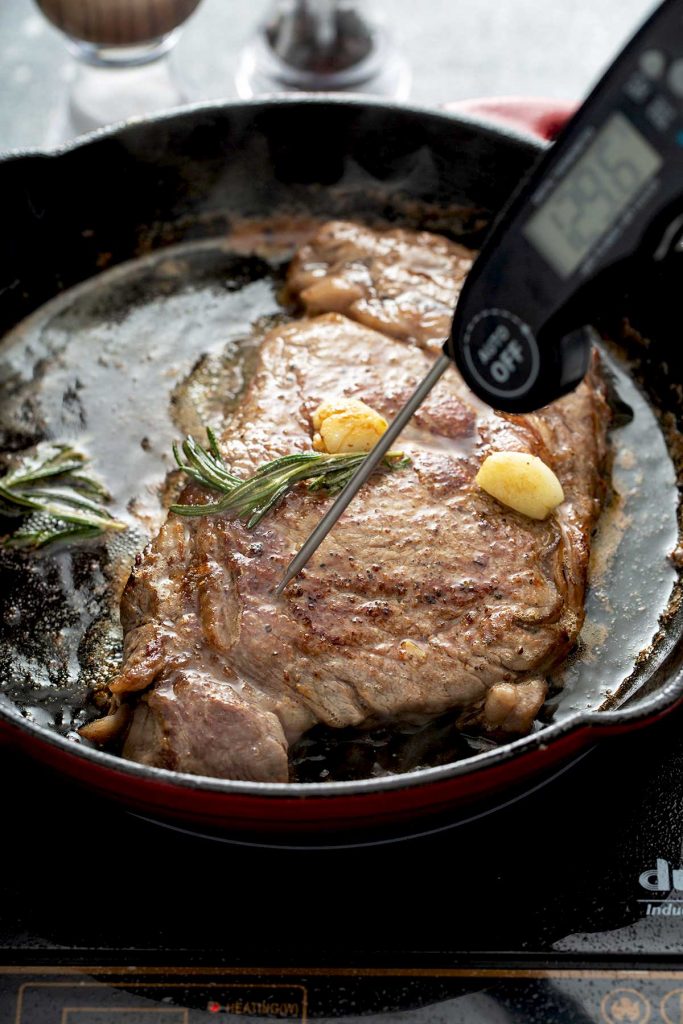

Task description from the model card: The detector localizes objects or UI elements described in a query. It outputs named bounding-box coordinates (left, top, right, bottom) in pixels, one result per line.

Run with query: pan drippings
left=0, top=241, right=285, bottom=740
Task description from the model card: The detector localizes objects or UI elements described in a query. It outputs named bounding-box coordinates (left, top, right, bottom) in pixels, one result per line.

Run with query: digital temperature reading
left=524, top=112, right=662, bottom=278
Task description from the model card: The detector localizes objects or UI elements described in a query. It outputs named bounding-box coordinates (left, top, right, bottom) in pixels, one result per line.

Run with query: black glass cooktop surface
left=1, top=706, right=682, bottom=1023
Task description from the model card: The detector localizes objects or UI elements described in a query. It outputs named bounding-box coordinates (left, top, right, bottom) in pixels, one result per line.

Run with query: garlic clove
left=475, top=451, right=564, bottom=520
left=312, top=397, right=387, bottom=454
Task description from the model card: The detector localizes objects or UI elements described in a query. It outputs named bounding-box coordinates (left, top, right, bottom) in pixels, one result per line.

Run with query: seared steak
left=108, top=308, right=610, bottom=782
left=286, top=221, right=474, bottom=349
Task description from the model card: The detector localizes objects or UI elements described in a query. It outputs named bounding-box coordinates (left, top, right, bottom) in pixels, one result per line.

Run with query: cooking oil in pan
left=0, top=234, right=679, bottom=779
left=0, top=239, right=287, bottom=739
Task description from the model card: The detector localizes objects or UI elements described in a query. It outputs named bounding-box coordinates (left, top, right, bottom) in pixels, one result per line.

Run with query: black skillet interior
left=0, top=97, right=682, bottom=783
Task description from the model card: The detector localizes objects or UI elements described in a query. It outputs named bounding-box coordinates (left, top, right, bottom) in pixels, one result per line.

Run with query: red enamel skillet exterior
left=0, top=96, right=682, bottom=840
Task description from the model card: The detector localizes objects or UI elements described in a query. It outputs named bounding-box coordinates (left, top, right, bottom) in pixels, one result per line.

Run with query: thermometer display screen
left=524, top=112, right=661, bottom=278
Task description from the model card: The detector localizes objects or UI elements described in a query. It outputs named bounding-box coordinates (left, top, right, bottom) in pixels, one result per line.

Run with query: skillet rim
left=0, top=92, right=549, bottom=162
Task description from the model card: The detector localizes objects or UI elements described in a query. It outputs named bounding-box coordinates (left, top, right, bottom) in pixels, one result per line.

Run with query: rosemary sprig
left=0, top=443, right=126, bottom=550
left=171, top=431, right=411, bottom=528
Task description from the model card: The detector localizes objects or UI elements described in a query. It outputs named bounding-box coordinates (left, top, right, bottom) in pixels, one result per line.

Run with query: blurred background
left=0, top=0, right=659, bottom=150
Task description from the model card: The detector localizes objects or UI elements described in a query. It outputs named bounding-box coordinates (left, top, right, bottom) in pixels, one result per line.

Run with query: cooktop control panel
left=4, top=967, right=683, bottom=1023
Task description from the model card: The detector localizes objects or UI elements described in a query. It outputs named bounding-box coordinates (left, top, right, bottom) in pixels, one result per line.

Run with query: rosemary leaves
left=0, top=443, right=126, bottom=550
left=171, top=429, right=411, bottom=528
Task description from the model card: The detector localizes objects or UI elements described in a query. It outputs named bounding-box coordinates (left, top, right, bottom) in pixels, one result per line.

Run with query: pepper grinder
left=235, top=0, right=410, bottom=99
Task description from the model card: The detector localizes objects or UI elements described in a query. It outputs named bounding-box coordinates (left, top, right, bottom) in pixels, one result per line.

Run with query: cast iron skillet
left=0, top=96, right=682, bottom=843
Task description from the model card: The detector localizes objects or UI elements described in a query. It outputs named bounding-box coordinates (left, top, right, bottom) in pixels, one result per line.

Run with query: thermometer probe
left=277, top=0, right=683, bottom=593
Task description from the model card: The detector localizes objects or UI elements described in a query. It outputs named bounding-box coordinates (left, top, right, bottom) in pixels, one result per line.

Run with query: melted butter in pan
left=0, top=239, right=288, bottom=737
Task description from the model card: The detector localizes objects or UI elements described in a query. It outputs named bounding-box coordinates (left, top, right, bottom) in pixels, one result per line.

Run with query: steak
left=106, top=303, right=610, bottom=782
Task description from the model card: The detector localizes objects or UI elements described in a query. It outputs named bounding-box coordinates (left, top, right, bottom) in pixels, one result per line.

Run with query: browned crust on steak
left=105, top=309, right=610, bottom=782
left=286, top=221, right=474, bottom=349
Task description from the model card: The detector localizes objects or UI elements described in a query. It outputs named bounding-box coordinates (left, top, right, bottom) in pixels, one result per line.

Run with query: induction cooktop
left=0, top=704, right=682, bottom=1023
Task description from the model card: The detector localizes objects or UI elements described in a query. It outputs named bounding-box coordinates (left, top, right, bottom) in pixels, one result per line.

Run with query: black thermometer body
left=448, top=0, right=683, bottom=412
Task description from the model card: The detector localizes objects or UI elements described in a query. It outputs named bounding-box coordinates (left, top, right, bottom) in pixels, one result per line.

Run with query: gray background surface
left=0, top=0, right=659, bottom=151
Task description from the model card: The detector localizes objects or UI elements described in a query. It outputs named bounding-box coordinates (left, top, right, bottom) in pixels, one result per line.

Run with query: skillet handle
left=442, top=96, right=577, bottom=141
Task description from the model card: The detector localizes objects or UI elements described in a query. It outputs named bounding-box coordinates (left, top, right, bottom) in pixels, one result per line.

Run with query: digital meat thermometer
left=276, top=0, right=683, bottom=593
